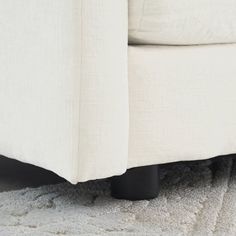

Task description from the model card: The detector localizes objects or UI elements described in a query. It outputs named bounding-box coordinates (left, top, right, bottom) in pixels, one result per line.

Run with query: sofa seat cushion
left=128, top=44, right=236, bottom=167
left=129, top=0, right=236, bottom=45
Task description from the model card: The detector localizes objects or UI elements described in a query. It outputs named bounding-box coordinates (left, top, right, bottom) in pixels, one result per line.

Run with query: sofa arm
left=75, top=0, right=129, bottom=182
left=0, top=0, right=128, bottom=183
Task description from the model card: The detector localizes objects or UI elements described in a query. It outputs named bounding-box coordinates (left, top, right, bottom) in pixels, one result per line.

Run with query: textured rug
left=0, top=155, right=236, bottom=236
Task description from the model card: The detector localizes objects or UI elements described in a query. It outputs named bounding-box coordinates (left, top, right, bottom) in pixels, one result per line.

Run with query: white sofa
left=0, top=0, right=236, bottom=200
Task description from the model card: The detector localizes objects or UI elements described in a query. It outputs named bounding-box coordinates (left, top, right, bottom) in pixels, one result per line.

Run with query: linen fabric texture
left=0, top=0, right=128, bottom=183
left=0, top=0, right=236, bottom=183
left=129, top=0, right=236, bottom=45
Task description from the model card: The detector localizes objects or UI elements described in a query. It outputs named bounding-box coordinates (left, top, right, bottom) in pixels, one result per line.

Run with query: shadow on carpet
left=0, top=155, right=236, bottom=235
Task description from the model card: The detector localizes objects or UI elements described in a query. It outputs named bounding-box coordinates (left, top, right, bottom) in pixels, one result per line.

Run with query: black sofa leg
left=111, top=165, right=160, bottom=200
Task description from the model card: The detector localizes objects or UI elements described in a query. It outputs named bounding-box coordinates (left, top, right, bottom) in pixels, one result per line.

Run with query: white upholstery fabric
left=129, top=0, right=236, bottom=45
left=128, top=44, right=236, bottom=168
left=1, top=1, right=236, bottom=183
left=0, top=0, right=128, bottom=183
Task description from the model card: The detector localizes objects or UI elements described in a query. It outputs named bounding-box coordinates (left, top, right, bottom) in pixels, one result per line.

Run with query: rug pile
left=0, top=156, right=236, bottom=235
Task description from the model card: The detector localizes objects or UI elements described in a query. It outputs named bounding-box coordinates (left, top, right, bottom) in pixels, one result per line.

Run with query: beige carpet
left=0, top=155, right=236, bottom=235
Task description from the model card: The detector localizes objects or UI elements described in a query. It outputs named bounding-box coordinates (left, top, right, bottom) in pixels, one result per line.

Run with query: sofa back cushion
left=129, top=0, right=236, bottom=45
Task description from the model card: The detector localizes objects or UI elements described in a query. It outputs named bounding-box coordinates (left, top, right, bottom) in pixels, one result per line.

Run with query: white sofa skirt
left=1, top=0, right=236, bottom=184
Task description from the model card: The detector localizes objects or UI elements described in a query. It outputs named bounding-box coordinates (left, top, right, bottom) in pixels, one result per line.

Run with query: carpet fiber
left=0, top=156, right=236, bottom=235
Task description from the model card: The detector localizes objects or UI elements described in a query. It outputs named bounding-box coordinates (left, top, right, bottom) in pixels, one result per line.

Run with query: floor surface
left=0, top=155, right=235, bottom=235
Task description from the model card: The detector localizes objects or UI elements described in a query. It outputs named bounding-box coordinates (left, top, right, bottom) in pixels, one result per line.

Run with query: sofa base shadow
left=111, top=165, right=160, bottom=201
